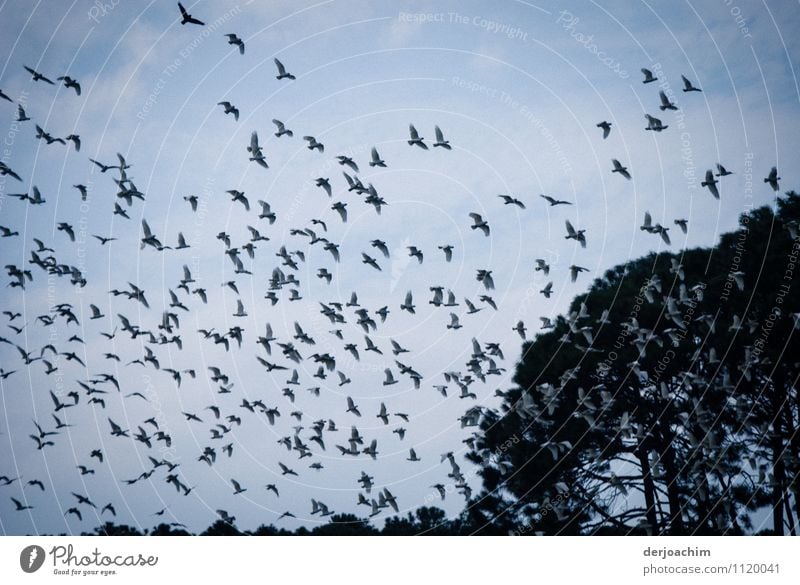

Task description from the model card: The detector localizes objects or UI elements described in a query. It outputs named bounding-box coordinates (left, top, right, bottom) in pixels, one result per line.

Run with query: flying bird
left=715, top=163, right=733, bottom=176
left=274, top=58, right=295, bottom=80
left=369, top=147, right=386, bottom=167
left=641, top=68, right=657, bottom=83
left=57, top=75, right=81, bottom=95
left=469, top=213, right=490, bottom=236
left=433, top=125, right=451, bottom=149
left=764, top=167, right=780, bottom=192
left=645, top=114, right=668, bottom=132
left=681, top=75, right=702, bottom=92
left=540, top=194, right=571, bottom=206
left=273, top=119, right=293, bottom=137
left=247, top=131, right=268, bottom=168
left=611, top=158, right=631, bottom=179
left=701, top=170, right=720, bottom=199
left=658, top=91, right=677, bottom=111
left=498, top=194, right=525, bottom=208
left=217, top=101, right=239, bottom=120
left=178, top=2, right=204, bottom=25
left=407, top=124, right=428, bottom=149
left=225, top=33, right=245, bottom=54
left=565, top=220, right=586, bottom=248
left=24, top=65, right=54, bottom=84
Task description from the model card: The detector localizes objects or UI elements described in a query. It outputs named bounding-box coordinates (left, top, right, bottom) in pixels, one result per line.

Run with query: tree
left=201, top=519, right=243, bottom=536
left=85, top=522, right=144, bottom=536
left=468, top=193, right=800, bottom=535
left=382, top=507, right=460, bottom=535
left=149, top=523, right=191, bottom=536
left=309, top=513, right=378, bottom=535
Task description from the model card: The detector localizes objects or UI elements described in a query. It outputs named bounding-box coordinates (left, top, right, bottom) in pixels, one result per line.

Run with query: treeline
left=81, top=508, right=468, bottom=536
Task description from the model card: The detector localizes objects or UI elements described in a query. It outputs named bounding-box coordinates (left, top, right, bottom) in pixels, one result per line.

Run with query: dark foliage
left=467, top=193, right=800, bottom=535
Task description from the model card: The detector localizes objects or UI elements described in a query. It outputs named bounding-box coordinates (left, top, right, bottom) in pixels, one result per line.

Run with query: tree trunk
left=637, top=451, right=660, bottom=534
left=661, top=441, right=685, bottom=534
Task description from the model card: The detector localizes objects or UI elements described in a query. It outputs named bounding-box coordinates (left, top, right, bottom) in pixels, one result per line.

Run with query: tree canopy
left=467, top=193, right=800, bottom=535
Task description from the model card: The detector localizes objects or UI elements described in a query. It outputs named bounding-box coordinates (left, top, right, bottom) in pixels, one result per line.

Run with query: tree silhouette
left=85, top=522, right=144, bottom=536
left=150, top=523, right=191, bottom=536
left=467, top=193, right=800, bottom=535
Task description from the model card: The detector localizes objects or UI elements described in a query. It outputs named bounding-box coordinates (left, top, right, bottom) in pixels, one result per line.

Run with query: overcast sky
left=0, top=0, right=798, bottom=535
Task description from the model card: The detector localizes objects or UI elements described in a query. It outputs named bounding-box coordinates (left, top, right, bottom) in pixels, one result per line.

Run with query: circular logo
left=19, top=545, right=46, bottom=573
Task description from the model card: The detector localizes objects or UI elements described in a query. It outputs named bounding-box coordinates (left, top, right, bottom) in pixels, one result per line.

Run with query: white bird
left=611, top=158, right=631, bottom=179
left=224, top=33, right=245, bottom=54
left=272, top=119, right=293, bottom=137
left=645, top=114, right=668, bottom=132
left=570, top=265, right=589, bottom=282
left=597, top=121, right=611, bottom=139
left=346, top=396, right=361, bottom=417
left=716, top=163, right=733, bottom=177
left=369, top=146, right=386, bottom=167
left=407, top=124, right=428, bottom=149
left=641, top=67, right=657, bottom=83
left=469, top=213, right=490, bottom=236
left=433, top=125, right=451, bottom=149
left=303, top=136, right=324, bottom=152
left=658, top=91, right=677, bottom=111
left=565, top=220, right=586, bottom=248
left=400, top=291, right=415, bottom=314
left=681, top=75, right=702, bottom=92
left=701, top=170, right=720, bottom=199
left=274, top=58, right=295, bottom=80
left=640, top=211, right=654, bottom=232
left=247, top=132, right=268, bottom=168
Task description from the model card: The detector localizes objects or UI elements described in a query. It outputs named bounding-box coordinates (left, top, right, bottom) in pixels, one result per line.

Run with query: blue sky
left=0, top=0, right=798, bottom=534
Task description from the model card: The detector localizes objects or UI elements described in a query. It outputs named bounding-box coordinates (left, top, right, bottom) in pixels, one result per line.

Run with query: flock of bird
left=0, top=4, right=784, bottom=533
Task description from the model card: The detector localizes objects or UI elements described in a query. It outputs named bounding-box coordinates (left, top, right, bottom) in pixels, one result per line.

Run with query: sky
left=0, top=0, right=798, bottom=535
